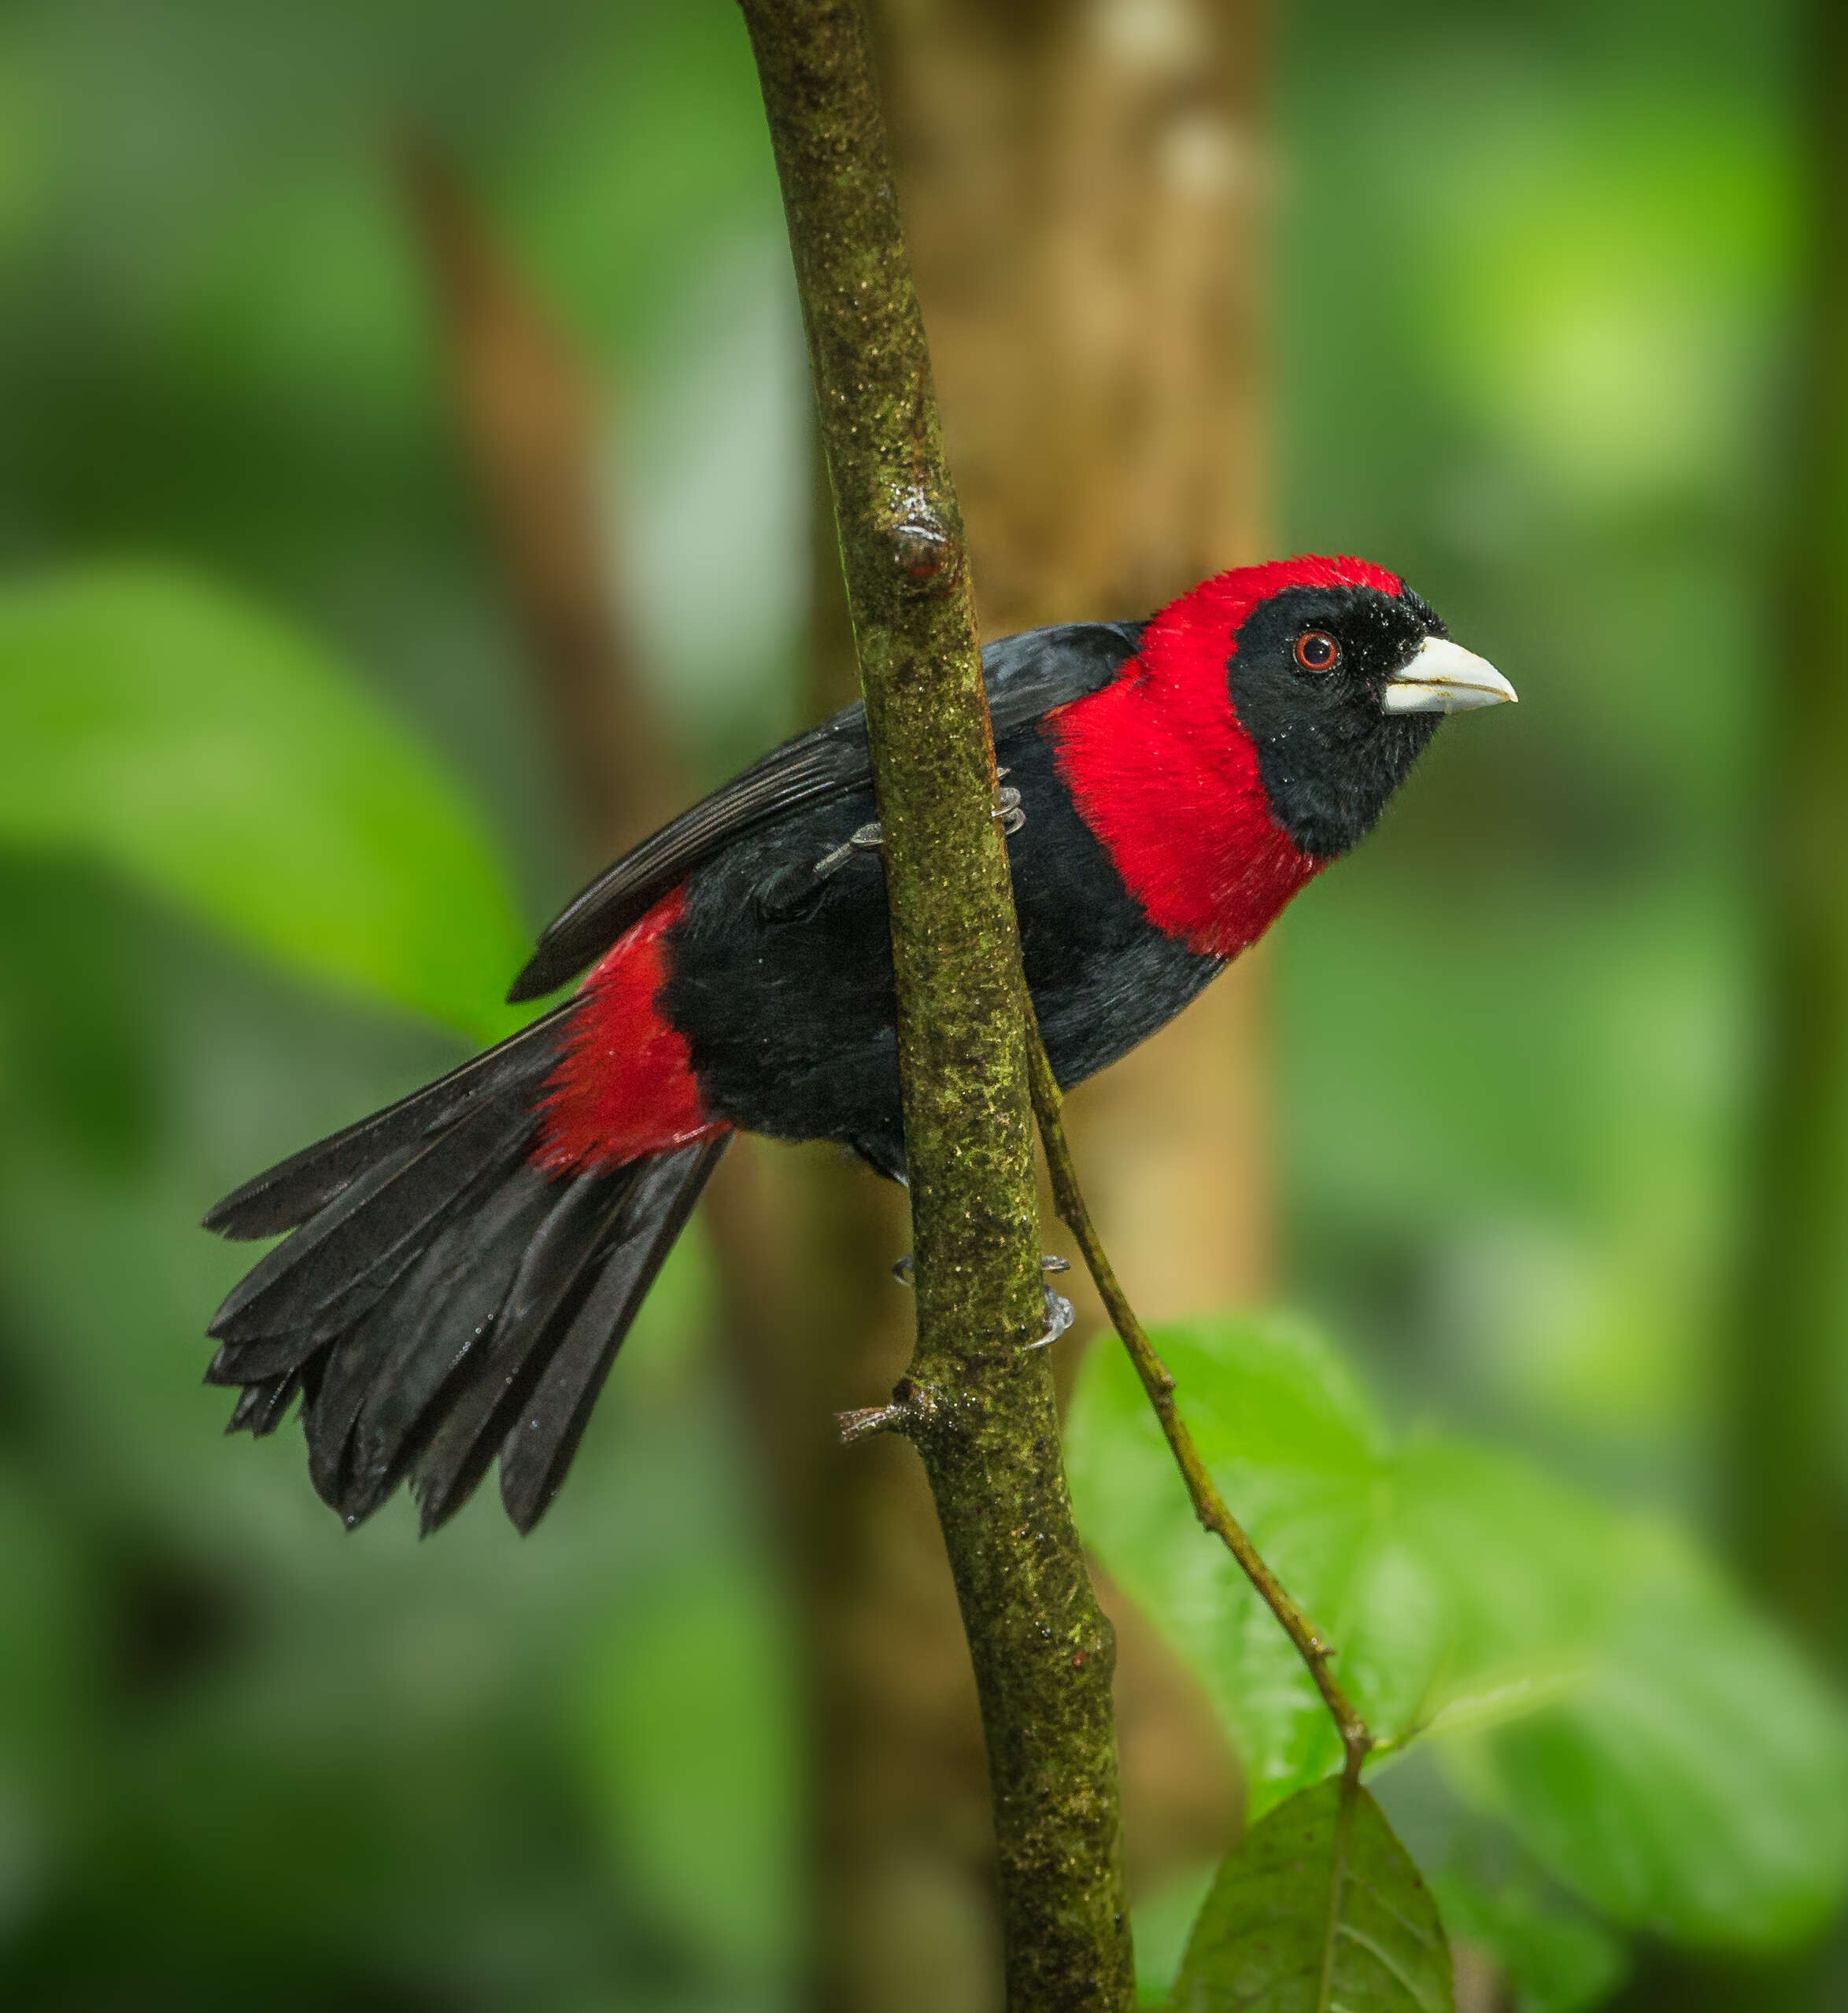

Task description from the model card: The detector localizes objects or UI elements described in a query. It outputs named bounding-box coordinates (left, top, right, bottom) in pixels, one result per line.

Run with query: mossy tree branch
left=735, top=4, right=1135, bottom=2006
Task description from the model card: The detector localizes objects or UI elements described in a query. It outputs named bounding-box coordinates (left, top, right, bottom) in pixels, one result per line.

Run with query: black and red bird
left=204, top=555, right=1514, bottom=1535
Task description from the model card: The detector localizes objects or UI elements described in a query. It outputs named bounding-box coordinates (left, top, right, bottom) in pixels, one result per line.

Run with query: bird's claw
left=893, top=1250, right=1072, bottom=1346
left=1028, top=1255, right=1074, bottom=1348
left=1026, top=1281, right=1075, bottom=1351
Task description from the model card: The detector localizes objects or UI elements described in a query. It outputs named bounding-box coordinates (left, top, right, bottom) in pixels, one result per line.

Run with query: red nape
left=533, top=889, right=729, bottom=1173
left=1047, top=557, right=1400, bottom=956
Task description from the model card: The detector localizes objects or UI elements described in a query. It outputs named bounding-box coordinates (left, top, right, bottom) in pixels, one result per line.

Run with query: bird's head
left=1049, top=555, right=1514, bottom=957
left=1137, top=554, right=1516, bottom=859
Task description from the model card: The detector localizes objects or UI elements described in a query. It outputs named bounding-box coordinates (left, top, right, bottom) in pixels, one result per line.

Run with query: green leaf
left=1066, top=1314, right=1616, bottom=1815
left=0, top=564, right=530, bottom=1041
left=1066, top=1313, right=1848, bottom=1951
left=1173, top=1778, right=1453, bottom=2013
left=1459, top=1531, right=1848, bottom=1948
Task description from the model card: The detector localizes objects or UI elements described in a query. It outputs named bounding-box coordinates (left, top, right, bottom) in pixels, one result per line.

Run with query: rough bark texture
left=736, top=5, right=1136, bottom=2008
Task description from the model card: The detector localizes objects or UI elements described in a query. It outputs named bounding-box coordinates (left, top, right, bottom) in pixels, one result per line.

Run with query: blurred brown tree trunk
left=395, top=139, right=681, bottom=860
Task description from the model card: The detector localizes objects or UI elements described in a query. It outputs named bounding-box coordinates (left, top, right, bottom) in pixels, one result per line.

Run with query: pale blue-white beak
left=1382, top=637, right=1518, bottom=715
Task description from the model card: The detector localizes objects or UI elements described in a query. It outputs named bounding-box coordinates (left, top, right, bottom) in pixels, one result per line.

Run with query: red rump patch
left=533, top=889, right=727, bottom=1173
left=1047, top=556, right=1400, bottom=957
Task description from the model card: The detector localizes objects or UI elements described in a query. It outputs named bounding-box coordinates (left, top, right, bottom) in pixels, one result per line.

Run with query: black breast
left=662, top=720, right=1221, bottom=1180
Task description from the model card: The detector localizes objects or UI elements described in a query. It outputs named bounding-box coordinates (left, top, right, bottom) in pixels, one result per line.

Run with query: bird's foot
left=995, top=767, right=1025, bottom=835
left=895, top=1252, right=1071, bottom=1349
left=1026, top=1256, right=1074, bottom=1350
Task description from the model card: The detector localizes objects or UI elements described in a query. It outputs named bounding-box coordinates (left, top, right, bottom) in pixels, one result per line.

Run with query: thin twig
left=836, top=1376, right=941, bottom=1445
left=1023, top=1021, right=1374, bottom=1783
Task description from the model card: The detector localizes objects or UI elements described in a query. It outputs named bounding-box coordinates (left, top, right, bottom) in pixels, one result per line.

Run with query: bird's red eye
left=1295, top=630, right=1340, bottom=673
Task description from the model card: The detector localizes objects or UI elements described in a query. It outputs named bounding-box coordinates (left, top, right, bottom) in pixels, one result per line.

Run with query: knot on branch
left=837, top=1375, right=940, bottom=1446
left=882, top=485, right=960, bottom=585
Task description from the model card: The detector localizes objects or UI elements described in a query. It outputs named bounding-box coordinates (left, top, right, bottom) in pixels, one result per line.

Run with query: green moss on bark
left=735, top=3, right=1135, bottom=2005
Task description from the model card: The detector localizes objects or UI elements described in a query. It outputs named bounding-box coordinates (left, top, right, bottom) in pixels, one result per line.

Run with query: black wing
left=505, top=619, right=1146, bottom=1003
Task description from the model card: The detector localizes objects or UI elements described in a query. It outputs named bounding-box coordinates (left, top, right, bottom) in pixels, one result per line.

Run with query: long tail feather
left=225, top=1370, right=301, bottom=1438
left=497, top=1137, right=729, bottom=1534
left=335, top=1166, right=638, bottom=1524
left=405, top=1142, right=726, bottom=1535
left=203, top=1003, right=730, bottom=1532
left=304, top=1169, right=560, bottom=1517
left=206, top=1090, right=543, bottom=1350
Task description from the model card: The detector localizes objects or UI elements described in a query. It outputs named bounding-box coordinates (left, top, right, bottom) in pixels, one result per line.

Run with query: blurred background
left=0, top=1, right=1843, bottom=2009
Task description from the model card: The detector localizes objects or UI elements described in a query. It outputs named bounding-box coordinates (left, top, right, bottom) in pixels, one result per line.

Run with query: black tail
left=203, top=1008, right=728, bottom=1535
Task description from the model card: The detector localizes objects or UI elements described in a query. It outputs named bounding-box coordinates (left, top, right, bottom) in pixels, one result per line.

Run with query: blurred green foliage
left=0, top=0, right=1837, bottom=2007
left=0, top=565, right=529, bottom=1041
